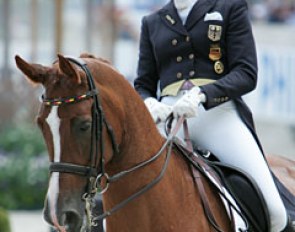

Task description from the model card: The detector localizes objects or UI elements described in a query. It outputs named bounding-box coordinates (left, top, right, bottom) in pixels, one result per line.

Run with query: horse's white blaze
left=46, top=106, right=61, bottom=225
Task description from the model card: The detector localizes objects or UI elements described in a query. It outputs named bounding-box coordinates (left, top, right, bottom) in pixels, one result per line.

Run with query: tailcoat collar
left=159, top=1, right=188, bottom=35
left=185, top=0, right=217, bottom=30
left=159, top=0, right=217, bottom=34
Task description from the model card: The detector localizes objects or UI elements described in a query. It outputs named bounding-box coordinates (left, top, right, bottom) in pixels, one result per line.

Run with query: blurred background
left=0, top=0, right=294, bottom=231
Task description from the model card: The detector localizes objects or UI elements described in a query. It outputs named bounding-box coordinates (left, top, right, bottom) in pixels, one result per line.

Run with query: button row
left=176, top=70, right=195, bottom=79
left=176, top=54, right=195, bottom=63
left=213, top=96, right=229, bottom=103
left=171, top=36, right=191, bottom=46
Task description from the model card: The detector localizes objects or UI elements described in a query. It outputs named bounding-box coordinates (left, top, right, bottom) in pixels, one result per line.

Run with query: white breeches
left=161, top=91, right=287, bottom=232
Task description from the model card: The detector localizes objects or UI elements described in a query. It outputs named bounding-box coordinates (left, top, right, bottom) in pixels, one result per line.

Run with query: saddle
left=173, top=139, right=270, bottom=232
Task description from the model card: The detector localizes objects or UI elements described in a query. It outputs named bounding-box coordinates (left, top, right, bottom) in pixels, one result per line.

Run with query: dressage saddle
left=173, top=140, right=270, bottom=232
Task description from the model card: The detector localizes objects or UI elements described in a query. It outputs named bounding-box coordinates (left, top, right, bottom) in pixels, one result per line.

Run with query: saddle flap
left=211, top=162, right=270, bottom=232
left=173, top=139, right=270, bottom=232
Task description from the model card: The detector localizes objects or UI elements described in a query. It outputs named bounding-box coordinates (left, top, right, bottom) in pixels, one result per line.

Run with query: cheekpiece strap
left=42, top=89, right=98, bottom=106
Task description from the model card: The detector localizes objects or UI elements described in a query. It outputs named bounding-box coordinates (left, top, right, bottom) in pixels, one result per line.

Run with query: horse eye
left=80, top=121, right=91, bottom=132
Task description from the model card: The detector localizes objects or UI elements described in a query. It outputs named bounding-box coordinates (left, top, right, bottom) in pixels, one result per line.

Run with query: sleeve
left=134, top=16, right=159, bottom=100
left=200, top=0, right=258, bottom=109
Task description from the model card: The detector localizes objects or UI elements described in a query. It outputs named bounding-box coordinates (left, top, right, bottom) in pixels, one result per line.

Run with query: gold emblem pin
left=166, top=15, right=176, bottom=25
left=208, top=25, right=222, bottom=42
left=214, top=61, right=224, bottom=74
left=209, top=47, right=222, bottom=61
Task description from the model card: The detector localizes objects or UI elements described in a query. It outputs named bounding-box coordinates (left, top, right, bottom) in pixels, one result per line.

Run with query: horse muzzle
left=43, top=198, right=88, bottom=232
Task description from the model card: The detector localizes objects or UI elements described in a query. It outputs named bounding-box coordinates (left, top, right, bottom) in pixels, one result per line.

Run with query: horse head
left=15, top=53, right=135, bottom=232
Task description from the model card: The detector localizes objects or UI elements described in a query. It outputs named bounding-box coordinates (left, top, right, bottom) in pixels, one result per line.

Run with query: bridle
left=44, top=56, right=119, bottom=189
left=42, top=57, right=119, bottom=226
left=42, top=57, right=182, bottom=230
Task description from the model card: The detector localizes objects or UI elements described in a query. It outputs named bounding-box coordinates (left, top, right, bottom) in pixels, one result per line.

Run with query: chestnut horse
left=15, top=54, right=231, bottom=232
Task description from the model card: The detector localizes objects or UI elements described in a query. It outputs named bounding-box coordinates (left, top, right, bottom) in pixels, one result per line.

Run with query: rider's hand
left=172, top=86, right=206, bottom=118
left=144, top=97, right=172, bottom=123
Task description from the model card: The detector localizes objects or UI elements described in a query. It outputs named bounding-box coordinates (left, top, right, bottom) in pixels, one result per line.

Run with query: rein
left=92, top=116, right=185, bottom=222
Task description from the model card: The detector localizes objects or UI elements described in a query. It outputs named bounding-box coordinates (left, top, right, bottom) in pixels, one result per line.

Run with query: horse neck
left=117, top=95, right=167, bottom=166
left=104, top=91, right=195, bottom=198
left=103, top=87, right=177, bottom=181
left=103, top=104, right=206, bottom=230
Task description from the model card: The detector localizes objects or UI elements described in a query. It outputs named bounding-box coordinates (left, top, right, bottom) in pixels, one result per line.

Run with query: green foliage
left=0, top=123, right=49, bottom=210
left=0, top=208, right=11, bottom=232
left=0, top=155, right=48, bottom=209
left=0, top=123, right=45, bottom=158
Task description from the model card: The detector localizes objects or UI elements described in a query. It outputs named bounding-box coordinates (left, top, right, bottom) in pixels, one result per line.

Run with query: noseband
left=43, top=57, right=119, bottom=197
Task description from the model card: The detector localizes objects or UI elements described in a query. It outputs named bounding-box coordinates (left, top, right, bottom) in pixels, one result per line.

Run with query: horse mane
left=78, top=52, right=137, bottom=106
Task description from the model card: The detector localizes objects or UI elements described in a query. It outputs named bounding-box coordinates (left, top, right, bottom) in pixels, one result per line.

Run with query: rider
left=134, top=0, right=294, bottom=231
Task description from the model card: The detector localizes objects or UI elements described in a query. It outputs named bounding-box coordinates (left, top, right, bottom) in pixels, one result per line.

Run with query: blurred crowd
left=118, top=0, right=295, bottom=24
left=249, top=0, right=295, bottom=24
left=115, top=0, right=295, bottom=45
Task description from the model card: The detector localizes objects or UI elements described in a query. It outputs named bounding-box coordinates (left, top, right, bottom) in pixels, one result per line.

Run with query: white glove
left=144, top=97, right=172, bottom=123
left=172, top=86, right=205, bottom=118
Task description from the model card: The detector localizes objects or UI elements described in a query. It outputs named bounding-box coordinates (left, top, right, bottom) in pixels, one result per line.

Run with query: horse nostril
left=65, top=211, right=78, bottom=223
left=63, top=211, right=83, bottom=232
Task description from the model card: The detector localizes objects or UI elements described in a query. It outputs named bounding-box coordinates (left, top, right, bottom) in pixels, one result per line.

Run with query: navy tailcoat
left=134, top=0, right=260, bottom=149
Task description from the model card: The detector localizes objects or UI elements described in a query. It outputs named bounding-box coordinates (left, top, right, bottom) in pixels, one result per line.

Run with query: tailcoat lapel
left=159, top=1, right=188, bottom=36
left=185, top=0, right=217, bottom=30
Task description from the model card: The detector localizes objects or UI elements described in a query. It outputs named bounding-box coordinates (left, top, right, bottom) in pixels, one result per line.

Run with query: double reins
left=91, top=116, right=185, bottom=222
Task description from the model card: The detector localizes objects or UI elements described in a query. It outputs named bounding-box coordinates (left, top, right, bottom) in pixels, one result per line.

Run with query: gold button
left=176, top=56, right=183, bottom=62
left=189, top=70, right=195, bottom=77
left=172, top=39, right=178, bottom=46
left=186, top=36, right=190, bottom=42
left=176, top=72, right=183, bottom=79
left=189, top=54, right=194, bottom=60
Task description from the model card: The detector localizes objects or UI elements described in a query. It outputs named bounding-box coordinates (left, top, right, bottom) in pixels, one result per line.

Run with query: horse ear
left=15, top=55, right=48, bottom=84
left=57, top=54, right=81, bottom=84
